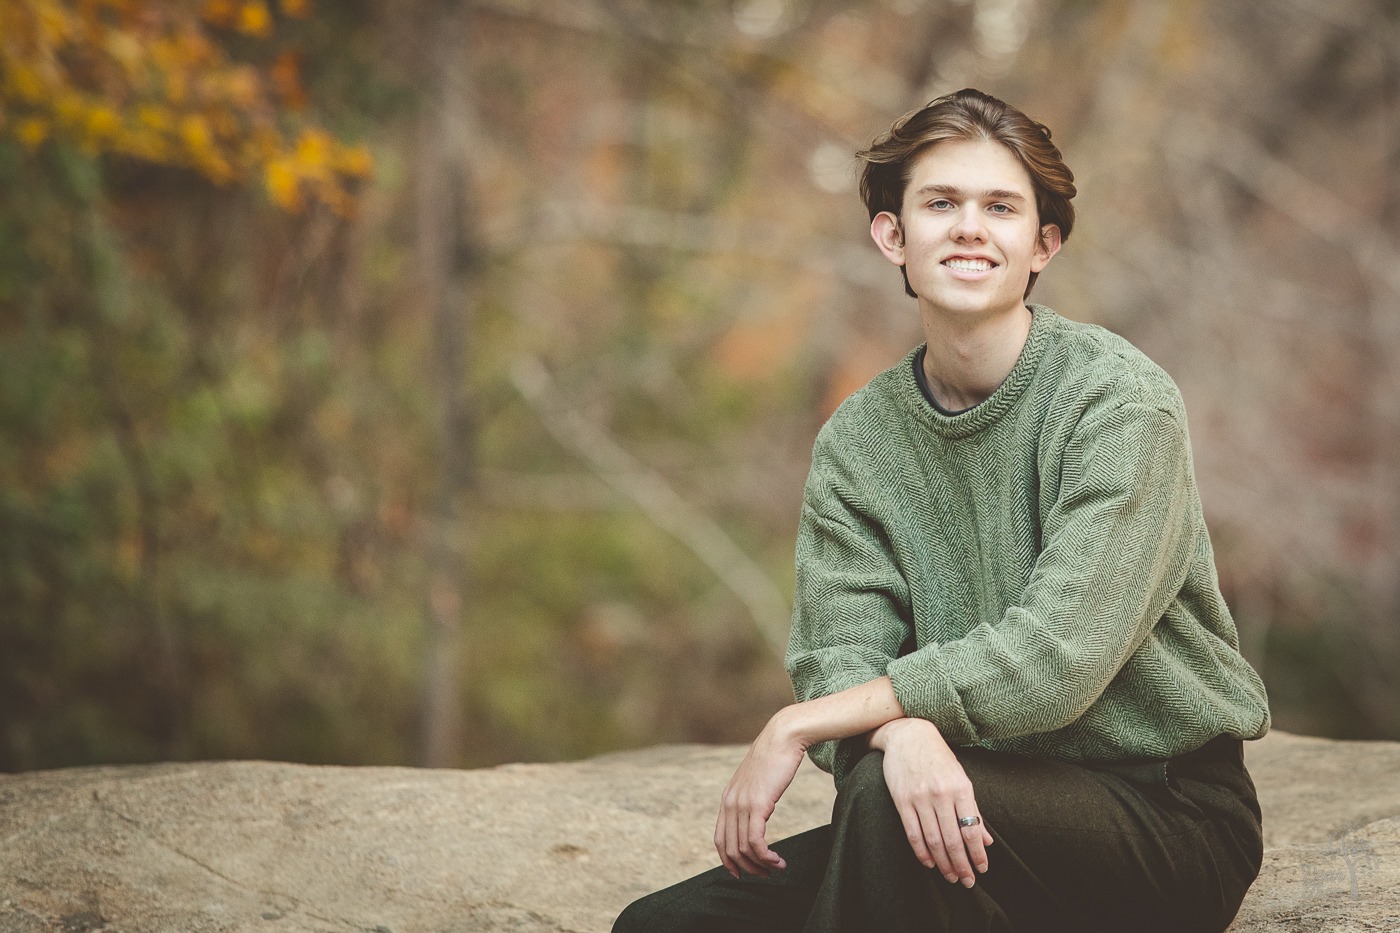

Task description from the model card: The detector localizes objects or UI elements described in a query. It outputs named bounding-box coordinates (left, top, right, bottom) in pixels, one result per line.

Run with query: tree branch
left=509, top=357, right=790, bottom=660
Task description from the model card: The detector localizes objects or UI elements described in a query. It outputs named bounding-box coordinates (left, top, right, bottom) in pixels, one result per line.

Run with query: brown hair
left=858, top=88, right=1076, bottom=298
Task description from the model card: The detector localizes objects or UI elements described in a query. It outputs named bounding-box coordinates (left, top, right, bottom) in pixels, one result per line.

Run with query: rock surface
left=0, top=731, right=1397, bottom=932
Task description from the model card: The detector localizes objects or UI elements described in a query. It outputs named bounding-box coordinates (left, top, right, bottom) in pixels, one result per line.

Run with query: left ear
left=1031, top=224, right=1062, bottom=272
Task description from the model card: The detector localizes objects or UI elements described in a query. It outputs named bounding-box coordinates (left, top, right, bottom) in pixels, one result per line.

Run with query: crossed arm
left=714, top=675, right=993, bottom=888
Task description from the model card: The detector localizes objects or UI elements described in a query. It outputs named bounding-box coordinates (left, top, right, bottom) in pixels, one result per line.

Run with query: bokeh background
left=3, top=0, right=1398, bottom=773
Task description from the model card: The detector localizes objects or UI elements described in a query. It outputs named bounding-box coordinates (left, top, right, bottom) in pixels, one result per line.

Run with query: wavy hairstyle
left=858, top=88, right=1077, bottom=298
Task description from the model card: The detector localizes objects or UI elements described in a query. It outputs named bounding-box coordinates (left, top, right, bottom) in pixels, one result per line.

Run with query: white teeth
left=943, top=258, right=993, bottom=272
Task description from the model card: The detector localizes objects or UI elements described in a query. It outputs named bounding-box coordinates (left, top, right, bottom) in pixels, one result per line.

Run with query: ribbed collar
left=900, top=303, right=1058, bottom=439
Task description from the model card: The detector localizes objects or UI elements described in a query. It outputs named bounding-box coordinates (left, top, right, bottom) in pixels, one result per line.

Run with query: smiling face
left=870, top=137, right=1061, bottom=323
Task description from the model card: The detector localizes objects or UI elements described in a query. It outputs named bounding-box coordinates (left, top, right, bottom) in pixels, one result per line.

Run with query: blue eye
left=989, top=203, right=1011, bottom=214
left=930, top=199, right=952, bottom=210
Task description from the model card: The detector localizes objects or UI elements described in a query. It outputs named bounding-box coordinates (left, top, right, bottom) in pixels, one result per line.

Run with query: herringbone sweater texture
left=787, top=305, right=1270, bottom=787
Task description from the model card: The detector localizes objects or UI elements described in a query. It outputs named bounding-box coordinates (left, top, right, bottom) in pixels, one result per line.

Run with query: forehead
left=903, top=138, right=1035, bottom=203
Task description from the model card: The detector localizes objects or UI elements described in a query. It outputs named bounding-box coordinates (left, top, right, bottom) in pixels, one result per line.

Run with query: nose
left=950, top=205, right=987, bottom=243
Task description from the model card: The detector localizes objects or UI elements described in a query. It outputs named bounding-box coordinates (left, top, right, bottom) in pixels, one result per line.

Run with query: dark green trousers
left=613, top=737, right=1262, bottom=933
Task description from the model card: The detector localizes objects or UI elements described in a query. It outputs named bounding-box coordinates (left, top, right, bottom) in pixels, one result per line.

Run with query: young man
left=614, top=88, right=1270, bottom=933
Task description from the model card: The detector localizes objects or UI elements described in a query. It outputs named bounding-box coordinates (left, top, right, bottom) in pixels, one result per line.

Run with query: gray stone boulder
left=0, top=731, right=1396, bottom=931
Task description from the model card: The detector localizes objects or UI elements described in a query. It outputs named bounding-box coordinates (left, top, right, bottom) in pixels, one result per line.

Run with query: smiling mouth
left=942, top=258, right=996, bottom=273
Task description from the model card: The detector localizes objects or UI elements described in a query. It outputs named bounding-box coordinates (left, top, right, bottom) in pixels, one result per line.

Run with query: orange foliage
left=0, top=0, right=371, bottom=213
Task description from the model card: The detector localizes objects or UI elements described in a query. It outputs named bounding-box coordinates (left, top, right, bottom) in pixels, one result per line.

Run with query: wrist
left=873, top=716, right=936, bottom=751
left=766, top=704, right=812, bottom=751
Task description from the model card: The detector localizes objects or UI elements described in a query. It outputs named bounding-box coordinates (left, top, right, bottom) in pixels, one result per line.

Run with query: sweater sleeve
left=886, top=399, right=1198, bottom=745
left=784, top=448, right=913, bottom=785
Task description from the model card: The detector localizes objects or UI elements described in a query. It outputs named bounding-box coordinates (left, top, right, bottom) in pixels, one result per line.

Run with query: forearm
left=716, top=676, right=907, bottom=878
left=771, top=676, right=907, bottom=750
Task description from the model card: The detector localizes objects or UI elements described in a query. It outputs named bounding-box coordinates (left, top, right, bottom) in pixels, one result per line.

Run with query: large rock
left=0, top=732, right=1396, bottom=932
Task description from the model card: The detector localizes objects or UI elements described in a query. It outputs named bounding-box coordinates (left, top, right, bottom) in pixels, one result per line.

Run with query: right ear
left=870, top=211, right=906, bottom=267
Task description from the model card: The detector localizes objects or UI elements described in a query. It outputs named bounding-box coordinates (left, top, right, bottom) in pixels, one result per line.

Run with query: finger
left=726, top=802, right=763, bottom=878
left=936, top=801, right=976, bottom=886
left=893, top=797, right=936, bottom=870
left=715, top=805, right=739, bottom=879
left=747, top=809, right=786, bottom=871
left=914, top=797, right=958, bottom=883
left=732, top=803, right=770, bottom=878
left=957, top=809, right=989, bottom=875
left=716, top=806, right=740, bottom=879
left=734, top=846, right=768, bottom=878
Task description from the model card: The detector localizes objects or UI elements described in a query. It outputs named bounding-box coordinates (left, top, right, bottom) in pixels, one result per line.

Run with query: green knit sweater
left=786, top=305, right=1270, bottom=788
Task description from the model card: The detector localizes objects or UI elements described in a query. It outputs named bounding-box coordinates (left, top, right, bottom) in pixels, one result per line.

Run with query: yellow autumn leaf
left=8, top=65, right=47, bottom=102
left=137, top=104, right=172, bottom=133
left=16, top=116, right=50, bottom=149
left=335, top=144, right=373, bottom=177
left=115, top=129, right=170, bottom=162
left=238, top=2, right=272, bottom=38
left=165, top=66, right=189, bottom=106
left=265, top=158, right=302, bottom=210
left=169, top=27, right=215, bottom=66
left=1, top=0, right=367, bottom=213
left=179, top=113, right=215, bottom=154
left=202, top=0, right=238, bottom=27
left=84, top=105, right=120, bottom=141
left=104, top=30, right=144, bottom=75
left=293, top=127, right=331, bottom=174
left=37, top=5, right=74, bottom=43
left=146, top=36, right=177, bottom=74
left=53, top=89, right=86, bottom=124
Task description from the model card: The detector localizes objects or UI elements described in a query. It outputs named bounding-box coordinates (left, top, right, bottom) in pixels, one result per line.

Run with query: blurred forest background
left=2, top=0, right=1398, bottom=773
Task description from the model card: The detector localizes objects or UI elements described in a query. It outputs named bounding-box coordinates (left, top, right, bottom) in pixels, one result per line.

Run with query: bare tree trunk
left=82, top=208, right=186, bottom=758
left=414, top=0, right=479, bottom=769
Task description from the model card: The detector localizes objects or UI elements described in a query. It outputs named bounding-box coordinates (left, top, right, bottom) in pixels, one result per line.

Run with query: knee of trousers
left=611, top=879, right=732, bottom=933
left=833, top=750, right=906, bottom=837
left=612, top=891, right=674, bottom=933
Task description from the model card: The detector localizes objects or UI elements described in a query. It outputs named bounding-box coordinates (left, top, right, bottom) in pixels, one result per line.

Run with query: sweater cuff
left=887, top=646, right=981, bottom=745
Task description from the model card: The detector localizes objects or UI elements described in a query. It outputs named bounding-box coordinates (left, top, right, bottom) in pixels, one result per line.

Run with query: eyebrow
left=913, top=184, right=1028, bottom=202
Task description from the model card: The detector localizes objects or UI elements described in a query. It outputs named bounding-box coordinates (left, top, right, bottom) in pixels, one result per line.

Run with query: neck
left=918, top=304, right=1033, bottom=411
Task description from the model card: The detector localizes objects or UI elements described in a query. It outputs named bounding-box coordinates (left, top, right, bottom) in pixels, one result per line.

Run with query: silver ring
left=957, top=815, right=981, bottom=828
